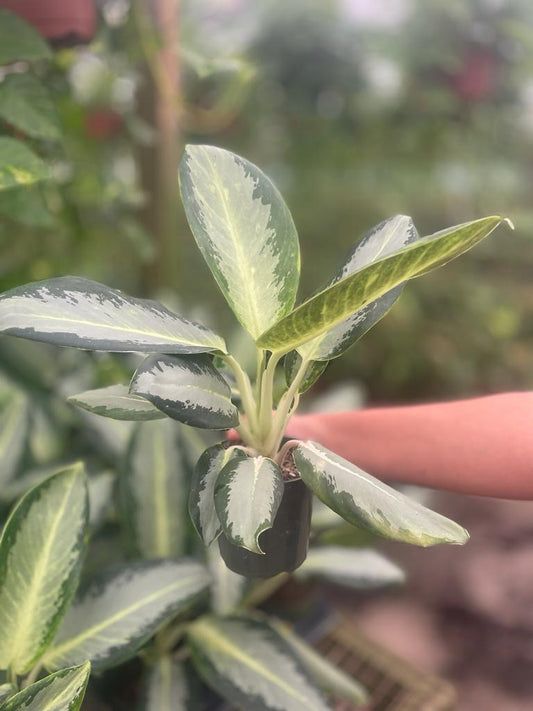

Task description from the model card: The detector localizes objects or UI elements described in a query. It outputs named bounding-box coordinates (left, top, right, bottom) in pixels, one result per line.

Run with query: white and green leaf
left=187, top=615, right=328, bottom=711
left=0, top=277, right=226, bottom=354
left=293, top=441, right=469, bottom=547
left=295, top=546, right=405, bottom=589
left=0, top=392, right=29, bottom=487
left=0, top=684, right=14, bottom=704
left=297, top=215, right=419, bottom=362
left=189, top=443, right=233, bottom=547
left=0, top=663, right=90, bottom=711
left=0, top=465, right=88, bottom=674
left=0, top=9, right=52, bottom=63
left=68, top=384, right=164, bottom=421
left=121, top=420, right=188, bottom=559
left=206, top=544, right=246, bottom=615
left=139, top=657, right=193, bottom=711
left=284, top=353, right=327, bottom=394
left=43, top=560, right=210, bottom=672
left=179, top=144, right=300, bottom=338
left=130, top=354, right=238, bottom=430
left=215, top=452, right=284, bottom=554
left=0, top=74, right=61, bottom=141
left=271, top=620, right=368, bottom=706
left=257, top=216, right=506, bottom=352
left=0, top=137, right=48, bottom=191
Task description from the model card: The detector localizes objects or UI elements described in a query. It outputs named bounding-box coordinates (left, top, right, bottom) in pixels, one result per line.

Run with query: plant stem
left=264, top=356, right=310, bottom=455
left=257, top=351, right=283, bottom=440
left=22, top=663, right=42, bottom=689
left=241, top=572, right=291, bottom=610
left=8, top=667, right=17, bottom=690
left=222, top=354, right=259, bottom=432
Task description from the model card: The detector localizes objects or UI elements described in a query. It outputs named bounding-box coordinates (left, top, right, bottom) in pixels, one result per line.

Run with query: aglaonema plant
left=0, top=145, right=510, bottom=580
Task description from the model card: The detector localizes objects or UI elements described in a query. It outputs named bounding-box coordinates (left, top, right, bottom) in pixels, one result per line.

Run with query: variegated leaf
left=130, top=354, right=238, bottom=430
left=179, top=145, right=300, bottom=338
left=0, top=137, right=48, bottom=191
left=0, top=277, right=225, bottom=354
left=284, top=352, right=327, bottom=394
left=0, top=684, right=14, bottom=704
left=295, top=546, right=405, bottom=589
left=0, top=663, right=90, bottom=711
left=215, top=451, right=283, bottom=554
left=271, top=620, right=368, bottom=706
left=293, top=441, right=469, bottom=547
left=297, top=215, right=419, bottom=362
left=257, top=216, right=506, bottom=352
left=206, top=544, right=246, bottom=615
left=139, top=657, right=193, bottom=711
left=43, top=560, right=210, bottom=672
left=188, top=615, right=328, bottom=711
left=0, top=465, right=88, bottom=674
left=189, top=443, right=233, bottom=547
left=68, top=384, right=164, bottom=421
left=0, top=392, right=29, bottom=486
left=121, top=420, right=188, bottom=559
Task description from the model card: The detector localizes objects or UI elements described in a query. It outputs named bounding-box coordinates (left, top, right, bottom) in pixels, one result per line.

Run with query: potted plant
left=0, top=144, right=509, bottom=581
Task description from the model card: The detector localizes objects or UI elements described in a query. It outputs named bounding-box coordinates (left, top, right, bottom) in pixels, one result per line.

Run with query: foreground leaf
left=296, top=546, right=405, bottom=589
left=44, top=560, right=210, bottom=671
left=271, top=621, right=368, bottom=706
left=257, top=216, right=506, bottom=352
left=215, top=451, right=283, bottom=554
left=0, top=663, right=90, bottom=711
left=0, top=465, right=88, bottom=674
left=189, top=443, right=233, bottom=547
left=121, top=420, right=188, bottom=558
left=139, top=657, right=193, bottom=711
left=297, top=215, right=419, bottom=362
left=0, top=74, right=60, bottom=141
left=293, top=441, right=469, bottom=547
left=188, top=615, right=328, bottom=711
left=0, top=10, right=52, bottom=63
left=68, top=384, right=164, bottom=421
left=0, top=392, right=29, bottom=486
left=0, top=137, right=48, bottom=191
left=179, top=144, right=300, bottom=339
left=0, top=277, right=225, bottom=354
left=130, top=353, right=238, bottom=429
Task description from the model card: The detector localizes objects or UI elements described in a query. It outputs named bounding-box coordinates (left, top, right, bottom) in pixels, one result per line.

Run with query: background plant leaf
left=139, top=657, right=194, bottom=711
left=0, top=138, right=48, bottom=191
left=0, top=10, right=52, bottom=64
left=0, top=74, right=61, bottom=141
left=0, top=392, right=29, bottom=487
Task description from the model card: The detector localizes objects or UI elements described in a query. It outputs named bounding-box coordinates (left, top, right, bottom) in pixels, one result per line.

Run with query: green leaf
left=0, top=684, right=14, bottom=704
left=284, top=352, right=327, bottom=394
left=257, top=216, right=506, bottom=352
left=0, top=74, right=61, bottom=141
left=297, top=215, right=419, bottom=362
left=0, top=392, right=29, bottom=487
left=68, top=384, right=164, bottom=421
left=271, top=620, right=368, bottom=706
left=293, top=441, right=469, bottom=547
left=0, top=663, right=90, bottom=711
left=0, top=465, right=88, bottom=674
left=120, top=420, right=188, bottom=559
left=296, top=546, right=405, bottom=589
left=0, top=277, right=226, bottom=354
left=206, top=545, right=246, bottom=615
left=189, top=443, right=233, bottom=547
left=0, top=137, right=48, bottom=191
left=215, top=451, right=283, bottom=554
left=0, top=10, right=52, bottom=64
left=179, top=144, right=300, bottom=339
left=188, top=615, right=328, bottom=711
left=0, top=185, right=55, bottom=227
left=139, top=657, right=193, bottom=711
left=43, top=560, right=211, bottom=672
left=130, top=354, right=239, bottom=430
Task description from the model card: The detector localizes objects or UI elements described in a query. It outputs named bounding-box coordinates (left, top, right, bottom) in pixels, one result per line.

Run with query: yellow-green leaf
left=0, top=663, right=90, bottom=711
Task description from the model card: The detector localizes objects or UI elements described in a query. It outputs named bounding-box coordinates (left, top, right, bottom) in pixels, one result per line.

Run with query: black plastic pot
left=218, top=476, right=312, bottom=578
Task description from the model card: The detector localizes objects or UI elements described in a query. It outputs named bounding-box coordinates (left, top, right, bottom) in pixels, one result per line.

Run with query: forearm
left=287, top=393, right=533, bottom=499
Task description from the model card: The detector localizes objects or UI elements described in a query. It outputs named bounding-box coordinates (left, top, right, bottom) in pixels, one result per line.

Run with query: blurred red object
left=451, top=47, right=499, bottom=102
left=84, top=108, right=124, bottom=141
left=0, top=0, right=97, bottom=45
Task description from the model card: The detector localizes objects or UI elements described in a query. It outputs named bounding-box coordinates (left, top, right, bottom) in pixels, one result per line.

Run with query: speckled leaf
left=139, top=657, right=192, bottom=711
left=188, top=615, right=328, bottom=711
left=130, top=354, right=238, bottom=429
left=68, top=384, right=164, bottom=421
left=121, top=420, right=188, bottom=558
left=189, top=443, right=234, bottom=547
left=206, top=545, right=246, bottom=615
left=0, top=684, right=14, bottom=704
left=257, top=216, right=506, bottom=352
left=215, top=452, right=283, bottom=554
left=0, top=137, right=48, bottom=191
left=0, top=10, right=52, bottom=63
left=297, top=215, right=419, bottom=362
left=0, top=74, right=60, bottom=141
left=43, top=560, right=210, bottom=671
left=0, top=277, right=225, bottom=354
left=295, top=546, right=405, bottom=589
left=271, top=620, right=368, bottom=706
left=0, top=465, right=88, bottom=674
left=284, top=352, right=327, bottom=394
left=0, top=392, right=29, bottom=486
left=293, top=441, right=469, bottom=547
left=0, top=663, right=90, bottom=711
left=179, top=145, right=300, bottom=339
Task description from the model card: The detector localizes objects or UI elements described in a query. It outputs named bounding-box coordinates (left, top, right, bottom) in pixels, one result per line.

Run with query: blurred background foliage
left=1, top=0, right=533, bottom=403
